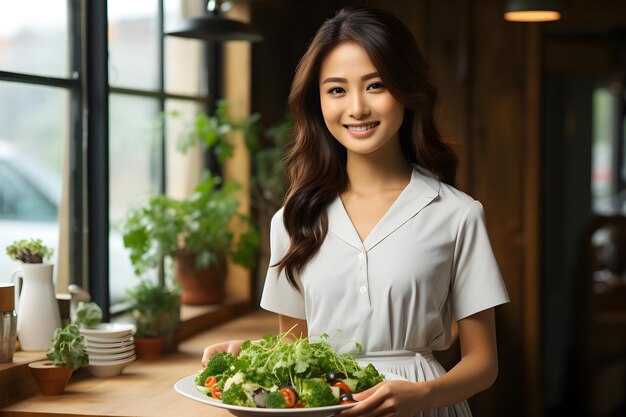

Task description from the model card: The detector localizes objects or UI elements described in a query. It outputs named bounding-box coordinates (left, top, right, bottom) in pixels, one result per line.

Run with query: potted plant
left=122, top=102, right=260, bottom=305
left=6, top=239, right=62, bottom=351
left=126, top=280, right=180, bottom=360
left=74, top=301, right=103, bottom=328
left=6, top=238, right=53, bottom=264
left=28, top=324, right=89, bottom=395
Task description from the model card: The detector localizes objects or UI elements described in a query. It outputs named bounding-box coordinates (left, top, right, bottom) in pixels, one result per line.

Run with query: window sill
left=0, top=301, right=275, bottom=416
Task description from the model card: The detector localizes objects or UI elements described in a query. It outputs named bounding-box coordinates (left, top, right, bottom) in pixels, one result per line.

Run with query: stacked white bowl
left=79, top=323, right=137, bottom=377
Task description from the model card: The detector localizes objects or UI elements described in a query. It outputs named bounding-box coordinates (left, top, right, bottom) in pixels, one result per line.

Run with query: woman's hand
left=338, top=380, right=432, bottom=417
left=201, top=340, right=244, bottom=367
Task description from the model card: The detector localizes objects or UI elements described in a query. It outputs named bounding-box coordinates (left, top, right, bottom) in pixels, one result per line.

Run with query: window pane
left=166, top=99, right=204, bottom=199
left=108, top=0, right=159, bottom=91
left=109, top=94, right=161, bottom=303
left=165, top=0, right=207, bottom=96
left=0, top=82, right=67, bottom=283
left=592, top=87, right=616, bottom=214
left=0, top=0, right=69, bottom=78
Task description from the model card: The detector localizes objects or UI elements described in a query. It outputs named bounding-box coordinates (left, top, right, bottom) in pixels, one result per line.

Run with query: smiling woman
left=202, top=6, right=509, bottom=417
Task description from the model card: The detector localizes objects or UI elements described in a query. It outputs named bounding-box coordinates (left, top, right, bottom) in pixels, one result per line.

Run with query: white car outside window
left=0, top=141, right=60, bottom=283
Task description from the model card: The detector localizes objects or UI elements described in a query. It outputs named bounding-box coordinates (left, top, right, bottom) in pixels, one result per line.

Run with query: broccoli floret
left=266, top=391, right=286, bottom=409
left=298, top=379, right=337, bottom=408
left=194, top=368, right=211, bottom=386
left=194, top=352, right=235, bottom=386
left=222, top=383, right=254, bottom=407
left=352, top=363, right=384, bottom=391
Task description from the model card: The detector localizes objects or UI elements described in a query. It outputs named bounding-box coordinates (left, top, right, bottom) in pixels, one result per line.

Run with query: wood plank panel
left=522, top=23, right=543, bottom=417
left=471, top=1, right=527, bottom=416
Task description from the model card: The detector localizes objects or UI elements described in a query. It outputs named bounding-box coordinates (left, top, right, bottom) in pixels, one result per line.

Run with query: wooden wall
left=379, top=1, right=539, bottom=416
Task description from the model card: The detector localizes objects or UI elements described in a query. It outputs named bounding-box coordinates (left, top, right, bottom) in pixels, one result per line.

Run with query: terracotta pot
left=28, top=360, right=73, bottom=395
left=174, top=253, right=225, bottom=305
left=134, top=337, right=165, bottom=361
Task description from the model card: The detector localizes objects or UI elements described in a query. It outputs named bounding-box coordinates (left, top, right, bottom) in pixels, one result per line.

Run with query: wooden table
left=0, top=310, right=278, bottom=417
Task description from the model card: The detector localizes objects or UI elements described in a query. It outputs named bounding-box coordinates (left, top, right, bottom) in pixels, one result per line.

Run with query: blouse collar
left=328, top=166, right=441, bottom=252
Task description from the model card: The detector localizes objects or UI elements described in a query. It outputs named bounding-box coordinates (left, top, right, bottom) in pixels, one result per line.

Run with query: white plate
left=89, top=353, right=137, bottom=366
left=84, top=334, right=135, bottom=344
left=87, top=343, right=135, bottom=355
left=79, top=323, right=136, bottom=338
left=88, top=349, right=135, bottom=362
left=174, top=372, right=406, bottom=417
left=88, top=354, right=136, bottom=377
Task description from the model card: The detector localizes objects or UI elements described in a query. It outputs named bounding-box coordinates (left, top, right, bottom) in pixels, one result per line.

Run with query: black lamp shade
left=167, top=15, right=263, bottom=42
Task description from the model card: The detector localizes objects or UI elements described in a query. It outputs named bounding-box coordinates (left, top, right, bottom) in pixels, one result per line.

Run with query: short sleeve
left=451, top=201, right=510, bottom=320
left=260, top=209, right=307, bottom=320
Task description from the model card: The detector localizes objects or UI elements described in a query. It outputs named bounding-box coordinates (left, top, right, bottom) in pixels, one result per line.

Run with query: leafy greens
left=195, top=331, right=385, bottom=408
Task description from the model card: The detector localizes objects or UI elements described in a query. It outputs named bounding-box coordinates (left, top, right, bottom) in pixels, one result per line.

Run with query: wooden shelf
left=0, top=309, right=278, bottom=417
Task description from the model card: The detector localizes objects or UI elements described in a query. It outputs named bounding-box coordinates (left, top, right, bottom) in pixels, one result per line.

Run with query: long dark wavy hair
left=276, top=7, right=458, bottom=290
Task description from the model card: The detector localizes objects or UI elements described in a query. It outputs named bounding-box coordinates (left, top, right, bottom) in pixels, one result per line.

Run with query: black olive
left=252, top=388, right=268, bottom=408
left=340, top=393, right=354, bottom=402
left=326, top=371, right=347, bottom=382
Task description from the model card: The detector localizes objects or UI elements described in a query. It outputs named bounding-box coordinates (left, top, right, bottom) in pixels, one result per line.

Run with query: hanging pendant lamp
left=167, top=0, right=262, bottom=42
left=504, top=0, right=561, bottom=22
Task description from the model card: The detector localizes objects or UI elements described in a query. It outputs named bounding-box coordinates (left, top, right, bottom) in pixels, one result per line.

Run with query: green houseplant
left=6, top=238, right=53, bottom=264
left=28, top=324, right=89, bottom=395
left=122, top=101, right=260, bottom=305
left=74, top=301, right=103, bottom=328
left=122, top=174, right=259, bottom=304
left=126, top=280, right=180, bottom=360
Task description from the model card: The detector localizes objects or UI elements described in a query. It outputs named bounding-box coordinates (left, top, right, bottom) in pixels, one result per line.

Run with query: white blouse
left=260, top=166, right=509, bottom=355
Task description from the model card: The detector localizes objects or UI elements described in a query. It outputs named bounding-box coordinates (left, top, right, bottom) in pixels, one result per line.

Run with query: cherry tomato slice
left=211, top=384, right=223, bottom=400
left=331, top=381, right=352, bottom=394
left=280, top=387, right=297, bottom=408
left=204, top=376, right=217, bottom=388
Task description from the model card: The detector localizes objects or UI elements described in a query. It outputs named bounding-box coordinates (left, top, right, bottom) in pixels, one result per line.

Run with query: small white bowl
left=84, top=334, right=135, bottom=344
left=88, top=349, right=135, bottom=362
left=87, top=343, right=135, bottom=355
left=88, top=354, right=136, bottom=377
left=80, top=323, right=135, bottom=338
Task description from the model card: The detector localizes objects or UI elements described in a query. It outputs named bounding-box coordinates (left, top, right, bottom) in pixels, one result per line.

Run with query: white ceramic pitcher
left=11, top=263, right=61, bottom=351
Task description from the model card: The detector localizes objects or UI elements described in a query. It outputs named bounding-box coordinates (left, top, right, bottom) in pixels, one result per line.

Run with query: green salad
left=194, top=331, right=384, bottom=409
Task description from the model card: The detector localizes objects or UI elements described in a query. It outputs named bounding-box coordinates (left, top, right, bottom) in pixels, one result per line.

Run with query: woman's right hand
left=201, top=340, right=244, bottom=367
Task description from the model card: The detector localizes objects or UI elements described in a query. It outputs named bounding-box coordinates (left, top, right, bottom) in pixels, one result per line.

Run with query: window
left=592, top=84, right=626, bottom=214
left=0, top=1, right=77, bottom=288
left=107, top=0, right=208, bottom=307
left=0, top=0, right=211, bottom=316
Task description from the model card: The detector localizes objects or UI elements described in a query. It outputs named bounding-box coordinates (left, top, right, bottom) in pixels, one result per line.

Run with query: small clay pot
left=174, top=253, right=225, bottom=305
left=28, top=360, right=73, bottom=395
left=134, top=337, right=165, bottom=360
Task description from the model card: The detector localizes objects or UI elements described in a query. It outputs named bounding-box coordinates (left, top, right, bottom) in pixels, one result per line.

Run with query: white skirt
left=354, top=350, right=472, bottom=417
